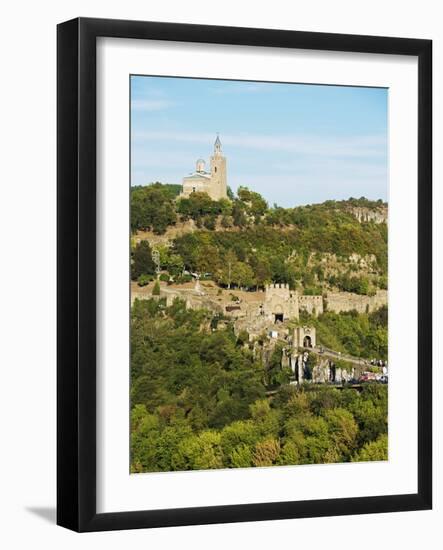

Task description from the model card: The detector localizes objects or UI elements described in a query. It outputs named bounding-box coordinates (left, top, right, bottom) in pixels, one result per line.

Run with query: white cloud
left=132, top=130, right=386, bottom=160
left=131, top=99, right=176, bottom=111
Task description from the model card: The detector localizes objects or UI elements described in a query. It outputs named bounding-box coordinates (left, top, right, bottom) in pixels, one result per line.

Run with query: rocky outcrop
left=288, top=351, right=370, bottom=385
left=346, top=205, right=388, bottom=224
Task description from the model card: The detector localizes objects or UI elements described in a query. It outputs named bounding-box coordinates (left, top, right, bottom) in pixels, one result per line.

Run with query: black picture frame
left=57, top=17, right=432, bottom=532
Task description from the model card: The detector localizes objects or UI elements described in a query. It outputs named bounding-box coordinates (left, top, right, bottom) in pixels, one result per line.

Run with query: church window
left=214, top=166, right=217, bottom=173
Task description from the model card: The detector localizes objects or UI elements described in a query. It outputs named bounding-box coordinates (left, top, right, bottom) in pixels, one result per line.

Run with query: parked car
left=359, top=372, right=377, bottom=383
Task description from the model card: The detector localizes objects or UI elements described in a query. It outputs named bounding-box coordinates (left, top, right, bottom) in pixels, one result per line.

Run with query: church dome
left=196, top=158, right=206, bottom=172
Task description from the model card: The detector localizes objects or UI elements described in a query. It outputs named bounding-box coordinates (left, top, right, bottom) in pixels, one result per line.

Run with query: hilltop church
left=181, top=135, right=228, bottom=201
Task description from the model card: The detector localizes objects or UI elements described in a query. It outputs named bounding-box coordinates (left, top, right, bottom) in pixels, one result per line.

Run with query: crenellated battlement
left=265, top=283, right=292, bottom=301
left=264, top=283, right=324, bottom=320
left=264, top=283, right=298, bottom=321
left=265, top=283, right=290, bottom=291
left=298, top=295, right=323, bottom=302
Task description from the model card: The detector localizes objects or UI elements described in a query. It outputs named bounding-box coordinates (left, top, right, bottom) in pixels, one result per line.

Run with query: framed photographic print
left=57, top=17, right=432, bottom=532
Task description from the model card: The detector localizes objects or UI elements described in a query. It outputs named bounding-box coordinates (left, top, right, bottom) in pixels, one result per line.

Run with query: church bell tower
left=210, top=135, right=227, bottom=200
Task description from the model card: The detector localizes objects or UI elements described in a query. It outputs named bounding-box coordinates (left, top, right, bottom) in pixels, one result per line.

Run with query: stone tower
left=210, top=135, right=227, bottom=201
left=263, top=283, right=299, bottom=322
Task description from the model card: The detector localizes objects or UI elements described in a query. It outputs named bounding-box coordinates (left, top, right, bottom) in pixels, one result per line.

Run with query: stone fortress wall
left=132, top=283, right=387, bottom=325
left=298, top=295, right=324, bottom=316
left=133, top=284, right=387, bottom=319
left=326, top=289, right=387, bottom=314
left=262, top=285, right=386, bottom=318
left=132, top=285, right=224, bottom=315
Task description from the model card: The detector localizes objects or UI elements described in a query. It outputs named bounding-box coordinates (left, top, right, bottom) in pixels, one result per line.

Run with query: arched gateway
left=303, top=335, right=312, bottom=348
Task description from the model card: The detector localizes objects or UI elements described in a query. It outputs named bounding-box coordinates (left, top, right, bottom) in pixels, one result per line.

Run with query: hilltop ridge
left=131, top=183, right=388, bottom=298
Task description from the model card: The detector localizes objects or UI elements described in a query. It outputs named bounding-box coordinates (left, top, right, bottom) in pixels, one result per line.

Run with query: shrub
left=221, top=215, right=233, bottom=228
left=137, top=273, right=153, bottom=287
left=203, top=214, right=217, bottom=230
left=175, top=273, right=193, bottom=284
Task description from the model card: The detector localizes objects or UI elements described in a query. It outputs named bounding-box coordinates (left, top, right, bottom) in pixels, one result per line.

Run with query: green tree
left=229, top=444, right=254, bottom=468
left=253, top=438, right=281, bottom=467
left=231, top=261, right=255, bottom=289
left=324, top=408, right=358, bottom=460
left=131, top=183, right=177, bottom=234
left=131, top=240, right=155, bottom=280
left=220, top=420, right=260, bottom=464
left=164, top=253, right=184, bottom=277
left=237, top=186, right=268, bottom=222
left=232, top=201, right=247, bottom=227
left=195, top=243, right=221, bottom=275
left=215, top=249, right=237, bottom=289
left=177, top=192, right=219, bottom=222
left=352, top=433, right=388, bottom=462
left=174, top=431, right=223, bottom=470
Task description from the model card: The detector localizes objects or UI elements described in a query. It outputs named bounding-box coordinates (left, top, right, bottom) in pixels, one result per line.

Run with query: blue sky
left=131, top=76, right=388, bottom=207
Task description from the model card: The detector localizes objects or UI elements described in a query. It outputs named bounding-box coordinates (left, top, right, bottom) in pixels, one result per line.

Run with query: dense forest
left=131, top=298, right=388, bottom=472
left=130, top=183, right=388, bottom=295
left=130, top=184, right=388, bottom=472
